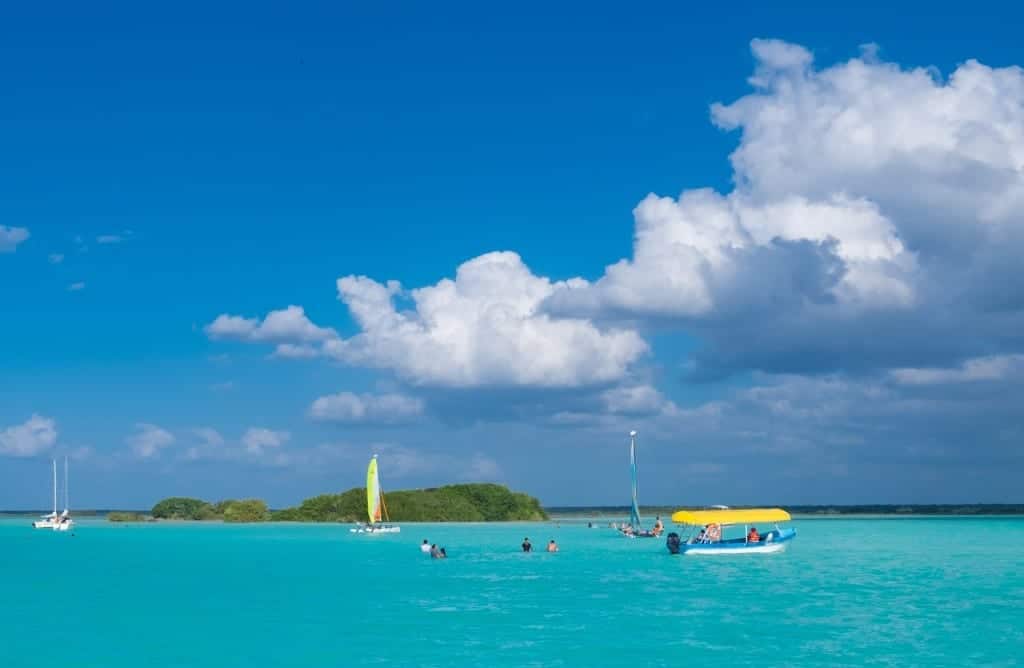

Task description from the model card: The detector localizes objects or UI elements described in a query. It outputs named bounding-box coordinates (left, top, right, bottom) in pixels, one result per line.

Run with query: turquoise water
left=3, top=517, right=1022, bottom=667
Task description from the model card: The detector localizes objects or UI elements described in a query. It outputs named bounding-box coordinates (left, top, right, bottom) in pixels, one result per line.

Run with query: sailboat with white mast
left=620, top=430, right=659, bottom=538
left=32, top=457, right=74, bottom=531
left=350, top=455, right=400, bottom=534
left=32, top=459, right=59, bottom=529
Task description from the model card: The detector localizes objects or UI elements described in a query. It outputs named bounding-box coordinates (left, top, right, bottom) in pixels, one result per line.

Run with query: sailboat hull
left=350, top=524, right=401, bottom=534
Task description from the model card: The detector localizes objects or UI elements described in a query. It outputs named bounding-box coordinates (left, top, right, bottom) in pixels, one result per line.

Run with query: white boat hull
left=350, top=525, right=401, bottom=534
left=684, top=542, right=788, bottom=555
left=32, top=518, right=73, bottom=531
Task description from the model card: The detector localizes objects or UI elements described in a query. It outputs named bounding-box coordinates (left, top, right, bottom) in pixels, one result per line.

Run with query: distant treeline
left=138, top=484, right=548, bottom=523
left=275, top=483, right=547, bottom=522
left=547, top=505, right=1024, bottom=517
left=149, top=498, right=271, bottom=522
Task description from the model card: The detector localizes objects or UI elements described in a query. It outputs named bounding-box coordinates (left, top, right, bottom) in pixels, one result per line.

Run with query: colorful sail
left=366, top=456, right=382, bottom=523
left=629, top=431, right=641, bottom=530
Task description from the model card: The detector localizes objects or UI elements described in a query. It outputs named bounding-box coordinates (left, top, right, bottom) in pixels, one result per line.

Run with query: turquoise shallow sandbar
left=2, top=517, right=1022, bottom=667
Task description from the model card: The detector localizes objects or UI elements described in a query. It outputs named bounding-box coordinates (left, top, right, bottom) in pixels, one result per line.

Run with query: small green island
left=121, top=483, right=548, bottom=523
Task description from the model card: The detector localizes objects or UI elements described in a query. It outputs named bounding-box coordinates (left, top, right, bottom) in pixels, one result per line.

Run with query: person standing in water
left=521, top=537, right=532, bottom=552
left=546, top=539, right=559, bottom=552
left=420, top=539, right=431, bottom=554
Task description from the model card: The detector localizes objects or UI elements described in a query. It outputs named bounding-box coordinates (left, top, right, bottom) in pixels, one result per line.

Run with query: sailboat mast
left=64, top=456, right=69, bottom=513
left=629, top=430, right=641, bottom=529
left=52, top=458, right=57, bottom=515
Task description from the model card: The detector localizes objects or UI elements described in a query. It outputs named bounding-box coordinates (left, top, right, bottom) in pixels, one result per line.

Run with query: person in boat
left=521, top=537, right=532, bottom=552
left=705, top=523, right=721, bottom=543
left=421, top=539, right=432, bottom=554
left=747, top=527, right=760, bottom=543
left=547, top=539, right=559, bottom=552
left=653, top=516, right=664, bottom=536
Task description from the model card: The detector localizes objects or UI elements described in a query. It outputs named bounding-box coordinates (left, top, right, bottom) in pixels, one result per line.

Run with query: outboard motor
left=666, top=532, right=681, bottom=554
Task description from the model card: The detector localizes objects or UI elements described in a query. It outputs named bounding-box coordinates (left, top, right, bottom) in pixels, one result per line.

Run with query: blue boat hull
left=673, top=528, right=796, bottom=555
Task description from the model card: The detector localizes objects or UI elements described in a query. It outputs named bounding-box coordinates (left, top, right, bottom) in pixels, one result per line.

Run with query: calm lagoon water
left=2, top=517, right=1022, bottom=667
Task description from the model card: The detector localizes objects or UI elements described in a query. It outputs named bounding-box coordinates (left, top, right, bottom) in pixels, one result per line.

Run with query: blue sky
left=2, top=1, right=1022, bottom=508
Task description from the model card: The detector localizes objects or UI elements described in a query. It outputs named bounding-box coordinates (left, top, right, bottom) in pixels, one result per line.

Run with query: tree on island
left=221, top=499, right=270, bottom=523
left=151, top=497, right=218, bottom=520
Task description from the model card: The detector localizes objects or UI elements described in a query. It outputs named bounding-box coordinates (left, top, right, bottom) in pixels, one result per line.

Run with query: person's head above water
left=423, top=539, right=428, bottom=544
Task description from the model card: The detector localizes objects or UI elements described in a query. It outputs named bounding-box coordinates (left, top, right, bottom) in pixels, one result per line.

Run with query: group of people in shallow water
left=521, top=537, right=558, bottom=552
left=419, top=520, right=766, bottom=558
left=421, top=536, right=560, bottom=558
left=609, top=515, right=665, bottom=537
left=421, top=539, right=447, bottom=559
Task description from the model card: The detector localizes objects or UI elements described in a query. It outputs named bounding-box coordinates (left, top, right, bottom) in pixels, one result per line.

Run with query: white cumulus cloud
left=241, top=427, right=290, bottom=455
left=890, top=355, right=1024, bottom=386
left=546, top=39, right=1024, bottom=377
left=0, top=226, right=30, bottom=253
left=0, top=415, right=57, bottom=457
left=309, top=392, right=425, bottom=423
left=205, top=305, right=337, bottom=344
left=128, top=423, right=175, bottom=458
left=324, top=252, right=648, bottom=388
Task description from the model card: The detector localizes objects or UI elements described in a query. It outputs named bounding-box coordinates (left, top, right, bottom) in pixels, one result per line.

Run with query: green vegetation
left=151, top=497, right=218, bottom=520
left=147, top=484, right=547, bottom=523
left=107, top=511, right=148, bottom=522
left=147, top=497, right=269, bottom=522
left=221, top=499, right=270, bottom=523
left=272, top=483, right=548, bottom=522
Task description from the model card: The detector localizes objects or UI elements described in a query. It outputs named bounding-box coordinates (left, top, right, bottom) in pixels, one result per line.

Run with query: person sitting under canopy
left=747, top=526, right=760, bottom=543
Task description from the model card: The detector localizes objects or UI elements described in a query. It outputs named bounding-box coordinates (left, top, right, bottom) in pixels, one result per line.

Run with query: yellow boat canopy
left=670, top=508, right=791, bottom=526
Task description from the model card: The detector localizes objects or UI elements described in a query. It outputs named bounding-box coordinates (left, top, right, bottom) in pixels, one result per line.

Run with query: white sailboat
left=351, top=455, right=400, bottom=534
left=31, top=457, right=74, bottom=531
left=620, top=430, right=660, bottom=539
left=31, top=459, right=59, bottom=529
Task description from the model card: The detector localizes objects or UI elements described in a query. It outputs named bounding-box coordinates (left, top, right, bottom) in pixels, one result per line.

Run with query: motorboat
left=666, top=508, right=795, bottom=555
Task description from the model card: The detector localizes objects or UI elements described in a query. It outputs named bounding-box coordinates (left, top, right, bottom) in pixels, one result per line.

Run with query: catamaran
left=350, top=455, right=400, bottom=534
left=620, top=430, right=661, bottom=538
left=31, top=457, right=74, bottom=531
left=665, top=507, right=796, bottom=555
